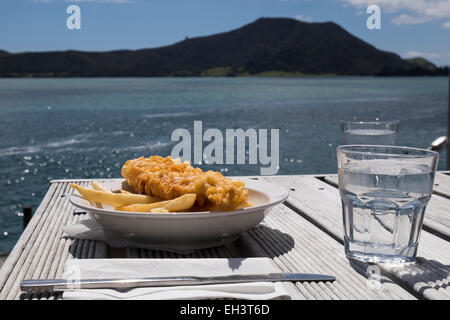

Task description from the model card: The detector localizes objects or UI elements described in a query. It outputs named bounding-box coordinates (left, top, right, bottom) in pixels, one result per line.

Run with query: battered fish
left=121, top=156, right=249, bottom=210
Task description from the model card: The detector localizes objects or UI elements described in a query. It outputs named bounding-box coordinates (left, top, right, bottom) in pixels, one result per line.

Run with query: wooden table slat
left=0, top=183, right=58, bottom=293
left=323, top=174, right=450, bottom=240
left=0, top=183, right=63, bottom=300
left=260, top=206, right=415, bottom=300
left=433, top=173, right=450, bottom=198
left=1, top=175, right=450, bottom=300
left=264, top=175, right=450, bottom=300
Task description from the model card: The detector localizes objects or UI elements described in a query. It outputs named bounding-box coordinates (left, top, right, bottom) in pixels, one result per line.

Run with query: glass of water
left=341, top=120, right=399, bottom=145
left=337, top=145, right=439, bottom=263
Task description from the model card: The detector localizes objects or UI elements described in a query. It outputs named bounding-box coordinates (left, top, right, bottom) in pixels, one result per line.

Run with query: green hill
left=0, top=18, right=447, bottom=77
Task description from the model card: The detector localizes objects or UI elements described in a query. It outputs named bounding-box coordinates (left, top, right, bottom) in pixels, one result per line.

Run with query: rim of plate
left=68, top=179, right=289, bottom=218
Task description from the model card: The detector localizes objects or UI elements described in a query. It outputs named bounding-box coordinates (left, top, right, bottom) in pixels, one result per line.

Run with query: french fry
left=92, top=180, right=110, bottom=193
left=163, top=194, right=196, bottom=211
left=91, top=180, right=110, bottom=208
left=150, top=208, right=169, bottom=213
left=70, top=183, right=160, bottom=207
left=120, top=190, right=131, bottom=194
left=117, top=194, right=196, bottom=212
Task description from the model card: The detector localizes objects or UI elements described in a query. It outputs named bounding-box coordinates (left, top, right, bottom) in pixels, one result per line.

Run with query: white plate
left=69, top=178, right=288, bottom=250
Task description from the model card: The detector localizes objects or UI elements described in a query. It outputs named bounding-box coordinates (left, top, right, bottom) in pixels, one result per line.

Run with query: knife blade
left=21, top=273, right=335, bottom=292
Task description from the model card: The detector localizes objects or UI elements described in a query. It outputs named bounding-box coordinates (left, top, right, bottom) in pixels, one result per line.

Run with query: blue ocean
left=0, top=77, right=448, bottom=253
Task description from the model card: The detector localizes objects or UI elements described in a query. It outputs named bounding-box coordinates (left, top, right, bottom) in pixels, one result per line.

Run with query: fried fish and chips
left=70, top=155, right=250, bottom=213
left=121, top=156, right=249, bottom=210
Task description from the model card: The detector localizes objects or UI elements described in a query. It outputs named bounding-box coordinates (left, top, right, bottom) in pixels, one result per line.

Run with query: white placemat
left=62, top=217, right=194, bottom=254
left=61, top=258, right=294, bottom=300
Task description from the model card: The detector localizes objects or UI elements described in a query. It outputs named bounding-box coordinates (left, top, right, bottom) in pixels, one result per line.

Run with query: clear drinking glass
left=341, top=120, right=399, bottom=145
left=337, top=145, right=439, bottom=263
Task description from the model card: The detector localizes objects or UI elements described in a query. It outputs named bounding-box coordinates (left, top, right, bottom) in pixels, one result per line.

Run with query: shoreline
left=0, top=74, right=448, bottom=79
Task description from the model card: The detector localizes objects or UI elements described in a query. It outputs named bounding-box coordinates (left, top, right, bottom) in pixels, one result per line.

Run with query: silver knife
left=21, top=273, right=335, bottom=292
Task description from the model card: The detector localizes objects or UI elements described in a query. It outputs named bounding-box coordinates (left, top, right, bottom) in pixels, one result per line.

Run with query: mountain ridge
left=0, top=17, right=447, bottom=77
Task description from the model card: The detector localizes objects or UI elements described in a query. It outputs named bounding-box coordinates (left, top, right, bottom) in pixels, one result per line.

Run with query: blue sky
left=0, top=0, right=449, bottom=66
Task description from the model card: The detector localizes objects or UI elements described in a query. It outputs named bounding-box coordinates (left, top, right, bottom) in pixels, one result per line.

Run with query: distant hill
left=0, top=17, right=447, bottom=77
left=405, top=57, right=439, bottom=72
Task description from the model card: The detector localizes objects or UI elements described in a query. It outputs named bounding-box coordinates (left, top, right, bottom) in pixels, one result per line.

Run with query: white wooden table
left=1, top=173, right=449, bottom=300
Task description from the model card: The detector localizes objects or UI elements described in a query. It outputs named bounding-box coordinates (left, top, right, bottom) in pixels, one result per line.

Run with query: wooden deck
left=1, top=173, right=449, bottom=300
left=0, top=255, right=6, bottom=270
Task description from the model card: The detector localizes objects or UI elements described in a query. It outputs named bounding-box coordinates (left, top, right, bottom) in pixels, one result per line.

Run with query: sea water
left=342, top=129, right=397, bottom=145
left=0, top=77, right=447, bottom=253
left=339, top=161, right=434, bottom=263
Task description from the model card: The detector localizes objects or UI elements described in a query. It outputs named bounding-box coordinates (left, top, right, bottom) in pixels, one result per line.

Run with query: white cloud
left=294, top=14, right=313, bottom=22
left=391, top=14, right=431, bottom=25
left=342, top=0, right=450, bottom=27
left=404, top=50, right=441, bottom=59
left=442, top=21, right=450, bottom=28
